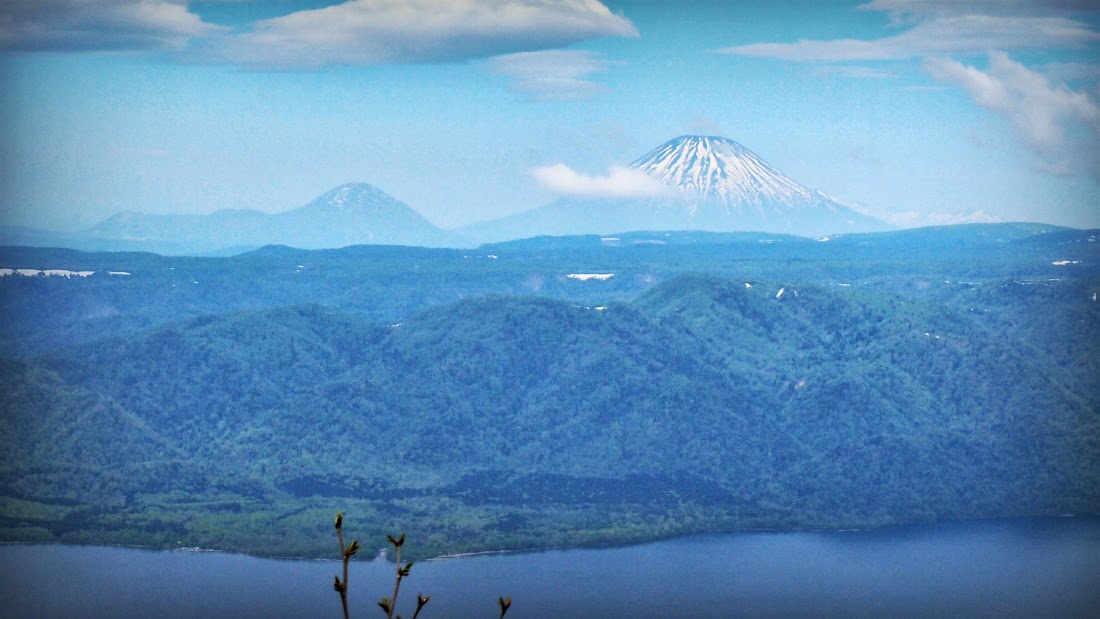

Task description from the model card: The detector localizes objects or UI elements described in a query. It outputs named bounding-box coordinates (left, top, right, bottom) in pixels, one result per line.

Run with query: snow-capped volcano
left=305, top=182, right=401, bottom=212
left=630, top=135, right=819, bottom=208
left=464, top=135, right=889, bottom=242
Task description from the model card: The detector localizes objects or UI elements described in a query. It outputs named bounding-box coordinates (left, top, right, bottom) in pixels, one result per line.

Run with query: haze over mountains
left=83, top=183, right=454, bottom=254
left=1, top=136, right=896, bottom=255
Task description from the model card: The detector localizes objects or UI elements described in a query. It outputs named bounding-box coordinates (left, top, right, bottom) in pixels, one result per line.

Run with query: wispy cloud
left=486, top=50, right=616, bottom=101
left=717, top=15, right=1098, bottom=61
left=924, top=52, right=1099, bottom=162
left=210, top=0, right=637, bottom=69
left=846, top=200, right=1003, bottom=227
left=533, top=164, right=672, bottom=198
left=858, top=0, right=1098, bottom=20
left=889, top=209, right=1003, bottom=227
left=812, top=65, right=897, bottom=79
left=716, top=1, right=1099, bottom=177
left=1041, top=61, right=1100, bottom=82
left=0, top=0, right=224, bottom=52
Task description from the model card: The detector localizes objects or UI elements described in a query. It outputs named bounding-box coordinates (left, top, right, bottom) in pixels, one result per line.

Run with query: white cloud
left=533, top=164, right=672, bottom=198
left=214, top=0, right=637, bottom=69
left=486, top=50, right=615, bottom=101
left=717, top=15, right=1098, bottom=61
left=0, top=0, right=224, bottom=51
left=924, top=52, right=1100, bottom=159
left=717, top=2, right=1099, bottom=177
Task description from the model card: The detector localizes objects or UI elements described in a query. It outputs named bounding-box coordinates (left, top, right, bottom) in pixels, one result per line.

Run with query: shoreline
left=1, top=514, right=1085, bottom=562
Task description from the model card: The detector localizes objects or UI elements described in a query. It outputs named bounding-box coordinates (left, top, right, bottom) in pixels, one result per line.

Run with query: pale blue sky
left=1, top=0, right=1097, bottom=232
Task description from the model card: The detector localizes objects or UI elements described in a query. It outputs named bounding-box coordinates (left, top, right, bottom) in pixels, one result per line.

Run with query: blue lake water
left=1, top=518, right=1098, bottom=618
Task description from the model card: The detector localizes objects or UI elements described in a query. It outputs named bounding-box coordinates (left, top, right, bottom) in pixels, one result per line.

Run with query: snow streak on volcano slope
left=630, top=135, right=821, bottom=209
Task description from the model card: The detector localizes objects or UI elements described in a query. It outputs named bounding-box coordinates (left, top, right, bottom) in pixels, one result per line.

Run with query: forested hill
left=1, top=255, right=1097, bottom=558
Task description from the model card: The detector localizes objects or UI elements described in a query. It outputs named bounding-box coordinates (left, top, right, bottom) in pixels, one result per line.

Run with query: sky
left=1, top=0, right=1098, bottom=232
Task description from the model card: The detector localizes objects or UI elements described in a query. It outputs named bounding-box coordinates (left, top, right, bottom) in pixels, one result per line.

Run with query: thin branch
left=388, top=545, right=402, bottom=619
left=334, top=512, right=350, bottom=619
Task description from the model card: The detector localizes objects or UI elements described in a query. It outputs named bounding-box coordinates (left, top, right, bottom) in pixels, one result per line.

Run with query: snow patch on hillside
left=568, top=273, right=615, bottom=281
left=1, top=268, right=94, bottom=278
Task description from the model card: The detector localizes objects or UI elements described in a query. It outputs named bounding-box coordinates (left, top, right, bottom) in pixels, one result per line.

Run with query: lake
left=1, top=518, right=1097, bottom=618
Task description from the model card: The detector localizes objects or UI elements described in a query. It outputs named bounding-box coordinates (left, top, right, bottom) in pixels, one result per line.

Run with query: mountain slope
left=2, top=273, right=1096, bottom=557
left=465, top=135, right=888, bottom=242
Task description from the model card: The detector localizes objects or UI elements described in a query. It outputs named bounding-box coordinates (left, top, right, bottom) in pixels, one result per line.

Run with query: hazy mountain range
left=2, top=136, right=894, bottom=255
left=20, top=183, right=454, bottom=254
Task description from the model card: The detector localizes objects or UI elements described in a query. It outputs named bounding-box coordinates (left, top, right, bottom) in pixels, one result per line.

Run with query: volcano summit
left=634, top=136, right=833, bottom=210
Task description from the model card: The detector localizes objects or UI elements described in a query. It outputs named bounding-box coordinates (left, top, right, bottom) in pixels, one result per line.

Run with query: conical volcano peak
left=315, top=182, right=391, bottom=209
left=665, top=135, right=749, bottom=149
left=630, top=135, right=816, bottom=206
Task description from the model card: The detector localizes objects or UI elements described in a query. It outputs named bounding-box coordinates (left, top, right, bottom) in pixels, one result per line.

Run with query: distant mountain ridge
left=464, top=135, right=888, bottom=242
left=0, top=137, right=1024, bottom=255
left=3, top=183, right=465, bottom=255
left=0, top=222, right=1087, bottom=358
left=83, top=182, right=457, bottom=253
